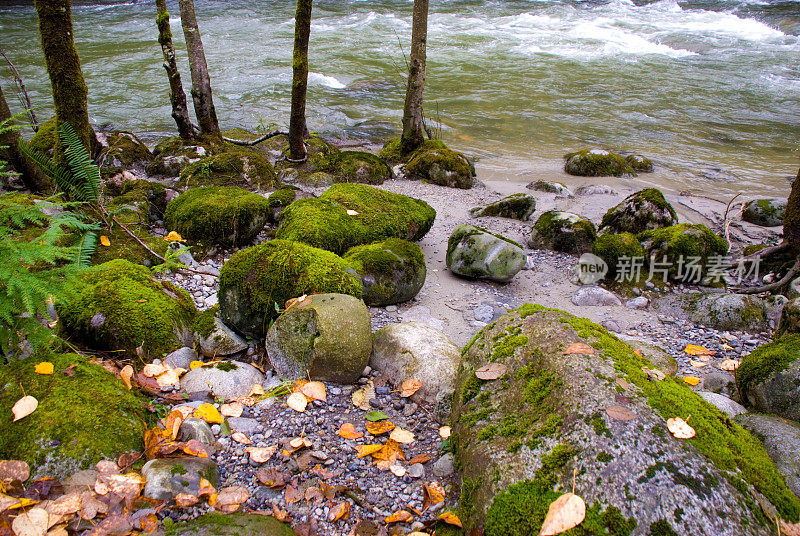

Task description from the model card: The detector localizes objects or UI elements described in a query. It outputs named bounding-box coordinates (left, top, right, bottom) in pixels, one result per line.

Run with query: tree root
left=222, top=130, right=287, bottom=146
left=732, top=256, right=799, bottom=295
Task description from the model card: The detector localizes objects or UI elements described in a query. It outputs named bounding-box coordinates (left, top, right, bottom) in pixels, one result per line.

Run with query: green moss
left=597, top=451, right=614, bottom=463
left=170, top=463, right=188, bottom=476
left=192, top=305, right=219, bottom=339
left=99, top=131, right=152, bottom=168
left=648, top=520, right=679, bottom=536
left=530, top=211, right=597, bottom=254
left=637, top=224, right=728, bottom=280
left=588, top=412, right=612, bottom=438
left=0, top=353, right=148, bottom=476
left=460, top=476, right=484, bottom=520
left=267, top=186, right=299, bottom=208
left=163, top=513, right=295, bottom=536
left=311, top=150, right=392, bottom=185
left=625, top=154, right=653, bottom=173
left=743, top=243, right=768, bottom=256
left=564, top=149, right=634, bottom=177
left=56, top=259, right=195, bottom=359
left=214, top=361, right=238, bottom=372
left=599, top=189, right=677, bottom=235
left=90, top=211, right=170, bottom=267
left=217, top=239, right=362, bottom=338
left=180, top=148, right=278, bottom=190
left=478, top=425, right=497, bottom=441
left=736, top=334, right=800, bottom=397
left=343, top=238, right=426, bottom=306
left=106, top=179, right=167, bottom=224
left=405, top=147, right=475, bottom=189
left=28, top=117, right=58, bottom=155
left=461, top=373, right=483, bottom=404
left=378, top=137, right=447, bottom=164
left=592, top=233, right=645, bottom=278
left=164, top=186, right=270, bottom=247
left=276, top=183, right=436, bottom=255
left=491, top=334, right=529, bottom=362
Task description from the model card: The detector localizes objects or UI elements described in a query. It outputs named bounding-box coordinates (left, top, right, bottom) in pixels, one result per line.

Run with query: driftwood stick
left=0, top=46, right=38, bottom=131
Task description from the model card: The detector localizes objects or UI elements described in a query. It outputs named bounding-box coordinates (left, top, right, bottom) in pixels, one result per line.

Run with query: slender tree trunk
left=400, top=0, right=429, bottom=156
left=288, top=0, right=313, bottom=161
left=155, top=0, right=194, bottom=140
left=34, top=0, right=98, bottom=157
left=784, top=168, right=800, bottom=252
left=0, top=85, right=52, bottom=192
left=177, top=0, right=220, bottom=140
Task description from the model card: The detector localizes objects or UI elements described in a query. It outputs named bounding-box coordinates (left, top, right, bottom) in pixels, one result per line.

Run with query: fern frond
left=17, top=138, right=77, bottom=197
left=58, top=123, right=100, bottom=203
left=72, top=231, right=97, bottom=267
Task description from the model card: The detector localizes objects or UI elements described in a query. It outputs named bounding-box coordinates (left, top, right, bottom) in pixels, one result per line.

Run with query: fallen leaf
left=12, top=396, right=37, bottom=422
left=720, top=359, right=740, bottom=371
left=304, top=486, right=323, bottom=506
left=194, top=403, right=223, bottom=424
left=139, top=513, right=159, bottom=534
left=563, top=343, right=594, bottom=356
left=389, top=465, right=406, bottom=477
left=400, top=379, right=423, bottom=398
left=164, top=231, right=183, bottom=242
left=683, top=376, right=701, bottom=387
left=272, top=504, right=289, bottom=521
left=423, top=482, right=445, bottom=511
left=475, top=363, right=507, bottom=380
left=256, top=467, right=287, bottom=488
left=337, top=423, right=363, bottom=440
left=365, top=410, right=389, bottom=422
left=246, top=446, right=276, bottom=463
left=85, top=513, right=132, bottom=536
left=438, top=511, right=463, bottom=527
left=689, top=360, right=708, bottom=368
left=34, top=362, right=53, bottom=375
left=605, top=405, right=636, bottom=422
left=385, top=510, right=413, bottom=523
left=642, top=367, right=666, bottom=381
left=174, top=493, right=199, bottom=507
left=287, top=392, right=308, bottom=413
left=351, top=381, right=375, bottom=411
left=164, top=409, right=184, bottom=440
left=231, top=432, right=251, bottom=445
left=45, top=494, right=81, bottom=516
left=667, top=417, right=696, bottom=439
left=0, top=461, right=30, bottom=484
left=142, top=363, right=165, bottom=377
left=220, top=402, right=243, bottom=418
left=439, top=426, right=451, bottom=439
left=389, top=428, right=415, bottom=444
left=331, top=501, right=351, bottom=522
left=248, top=384, right=265, bottom=397
left=366, top=421, right=395, bottom=435
left=216, top=486, right=249, bottom=513
left=189, top=361, right=204, bottom=371
left=285, top=485, right=302, bottom=504
left=11, top=507, right=49, bottom=536
left=346, top=210, right=359, bottom=216
left=301, top=381, right=327, bottom=403
left=119, top=366, right=133, bottom=390
left=285, top=294, right=308, bottom=310
left=408, top=454, right=431, bottom=465
left=538, top=493, right=586, bottom=535
left=616, top=378, right=632, bottom=391
left=289, top=437, right=312, bottom=449
left=355, top=445, right=384, bottom=458
left=99, top=235, right=111, bottom=247
left=684, top=344, right=716, bottom=356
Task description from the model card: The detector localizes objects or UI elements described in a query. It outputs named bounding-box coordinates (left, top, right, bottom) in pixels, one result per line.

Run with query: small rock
left=571, top=286, right=622, bottom=307
left=625, top=297, right=649, bottom=310
left=432, top=453, right=455, bottom=478
left=165, top=347, right=196, bottom=370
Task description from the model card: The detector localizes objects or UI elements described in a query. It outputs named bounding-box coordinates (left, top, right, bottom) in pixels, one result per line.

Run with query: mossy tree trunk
left=288, top=0, right=313, bottom=162
left=155, top=0, right=194, bottom=140
left=34, top=0, right=98, bottom=158
left=177, top=0, right=220, bottom=140
left=400, top=0, right=429, bottom=157
left=784, top=168, right=800, bottom=252
left=0, top=84, right=53, bottom=192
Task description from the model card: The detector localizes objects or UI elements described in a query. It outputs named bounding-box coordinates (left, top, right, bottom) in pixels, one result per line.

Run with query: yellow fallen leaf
left=351, top=380, right=375, bottom=411
left=684, top=344, right=716, bottom=356
left=563, top=342, right=594, bottom=355
left=119, top=365, right=133, bottom=390
left=389, top=427, right=415, bottom=444
left=400, top=378, right=422, bottom=397
left=538, top=493, right=586, bottom=535
left=423, top=482, right=445, bottom=511
left=683, top=376, right=700, bottom=386
left=331, top=501, right=351, bottom=522
left=155, top=366, right=184, bottom=388
left=667, top=417, right=696, bottom=439
left=337, top=423, right=363, bottom=440
left=385, top=510, right=413, bottom=523
left=34, top=362, right=53, bottom=375
left=355, top=444, right=384, bottom=458
left=248, top=384, right=265, bottom=397
left=190, top=360, right=204, bottom=371
left=720, top=359, right=741, bottom=371
left=438, top=511, right=463, bottom=527
left=164, top=231, right=183, bottom=242
left=12, top=395, right=38, bottom=422
left=366, top=420, right=395, bottom=436
left=302, top=381, right=327, bottom=403
left=287, top=392, right=308, bottom=413
left=99, top=235, right=111, bottom=247
left=194, top=403, right=223, bottom=424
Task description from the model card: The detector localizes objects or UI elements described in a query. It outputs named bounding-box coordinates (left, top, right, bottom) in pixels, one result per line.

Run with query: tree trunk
left=784, top=169, right=800, bottom=252
left=0, top=84, right=52, bottom=192
left=34, top=0, right=98, bottom=157
left=288, top=0, right=313, bottom=161
left=400, top=0, right=429, bottom=156
left=177, top=0, right=220, bottom=140
left=155, top=0, right=194, bottom=140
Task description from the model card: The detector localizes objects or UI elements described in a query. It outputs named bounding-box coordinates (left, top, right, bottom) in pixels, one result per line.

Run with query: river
left=1, top=0, right=798, bottom=196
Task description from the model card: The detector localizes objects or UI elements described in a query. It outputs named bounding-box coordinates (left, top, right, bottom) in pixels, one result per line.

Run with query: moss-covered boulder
left=343, top=238, right=426, bottom=306
left=737, top=335, right=800, bottom=422
left=146, top=136, right=219, bottom=177
left=743, top=198, right=787, bottom=227
left=446, top=225, right=525, bottom=283
left=276, top=183, right=436, bottom=255
left=637, top=223, right=728, bottom=282
left=106, top=179, right=168, bottom=224
left=778, top=297, right=800, bottom=336
left=592, top=232, right=645, bottom=279
left=310, top=150, right=392, bottom=185
left=470, top=193, right=536, bottom=221
left=218, top=240, right=362, bottom=339
left=528, top=211, right=596, bottom=254
left=164, top=186, right=270, bottom=247
left=526, top=180, right=572, bottom=197
left=57, top=259, right=195, bottom=359
left=625, top=154, right=653, bottom=172
left=599, top=188, right=677, bottom=235
left=378, top=137, right=447, bottom=165
left=98, top=131, right=153, bottom=170
left=0, top=353, right=148, bottom=478
left=405, top=148, right=475, bottom=189
left=180, top=148, right=279, bottom=190
left=564, top=149, right=634, bottom=177
left=163, top=513, right=296, bottom=536
left=453, top=305, right=800, bottom=534
left=265, top=293, right=371, bottom=383
left=90, top=211, right=170, bottom=267
left=142, top=457, right=220, bottom=501
left=689, top=293, right=770, bottom=332
left=266, top=186, right=301, bottom=223
left=28, top=117, right=58, bottom=156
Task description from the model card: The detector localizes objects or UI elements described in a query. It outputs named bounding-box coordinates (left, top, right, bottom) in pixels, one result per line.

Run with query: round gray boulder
left=446, top=224, right=525, bottom=283
left=528, top=211, right=596, bottom=255
left=742, top=198, right=786, bottom=227
left=469, top=193, right=536, bottom=221
left=343, top=239, right=426, bottom=306
left=180, top=361, right=265, bottom=400
left=735, top=413, right=800, bottom=499
left=599, top=188, right=677, bottom=235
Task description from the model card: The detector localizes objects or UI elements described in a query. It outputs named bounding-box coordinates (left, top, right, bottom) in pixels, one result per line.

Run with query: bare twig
left=732, top=256, right=800, bottom=295
left=722, top=194, right=742, bottom=253
left=0, top=46, right=38, bottom=131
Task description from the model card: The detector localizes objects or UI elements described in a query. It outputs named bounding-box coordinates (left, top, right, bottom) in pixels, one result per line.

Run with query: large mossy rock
left=146, top=136, right=218, bottom=177
left=599, top=188, right=677, bottom=235
left=689, top=293, right=770, bottom=332
left=28, top=117, right=58, bottom=156
left=470, top=193, right=536, bottom=221
left=528, top=211, right=596, bottom=254
left=446, top=225, right=525, bottom=283
left=592, top=232, right=645, bottom=279
left=106, top=179, right=168, bottom=224
left=378, top=137, right=446, bottom=165
left=180, top=148, right=278, bottom=190
left=218, top=240, right=362, bottom=339
left=164, top=186, right=270, bottom=247
left=311, top=151, right=392, bottom=185
left=638, top=223, right=728, bottom=282
left=778, top=297, right=800, bottom=335
left=265, top=293, right=371, bottom=383
left=405, top=148, right=475, bottom=189
left=98, top=131, right=153, bottom=170
left=343, top=238, right=426, bottom=306
left=564, top=149, right=634, bottom=177
left=57, top=259, right=195, bottom=359
left=453, top=305, right=800, bottom=534
left=737, top=335, right=800, bottom=422
left=736, top=413, right=800, bottom=499
left=142, top=457, right=220, bottom=500
left=743, top=199, right=786, bottom=227
left=0, top=354, right=148, bottom=478
left=276, top=183, right=436, bottom=255
left=163, top=513, right=296, bottom=536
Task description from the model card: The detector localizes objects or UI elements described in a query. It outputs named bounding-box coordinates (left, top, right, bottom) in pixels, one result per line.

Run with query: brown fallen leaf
left=605, top=405, right=636, bottom=422
left=0, top=460, right=30, bottom=484
left=12, top=507, right=49, bottom=536
left=139, top=513, right=159, bottom=534
left=119, top=366, right=133, bottom=390
left=301, top=381, right=327, bottom=403
left=385, top=510, right=413, bottom=523
left=256, top=467, right=287, bottom=488
left=44, top=494, right=81, bottom=516
left=287, top=392, right=308, bottom=413
left=84, top=512, right=131, bottom=536
left=216, top=486, right=249, bottom=513
left=337, top=423, right=363, bottom=440
left=272, top=504, right=289, bottom=521
left=304, top=486, right=323, bottom=506
left=667, top=417, right=696, bottom=439
left=285, top=485, right=302, bottom=504
left=174, top=493, right=199, bottom=507
left=182, top=439, right=210, bottom=458
left=246, top=446, right=277, bottom=463
left=423, top=482, right=445, bottom=512
left=366, top=420, right=395, bottom=436
left=408, top=453, right=431, bottom=465
left=400, top=379, right=423, bottom=398
left=231, top=432, right=251, bottom=445
left=642, top=367, right=666, bottom=381
left=331, top=501, right=350, bottom=522
left=12, top=396, right=37, bottom=422
left=720, top=359, right=741, bottom=371
left=351, top=380, right=375, bottom=411
left=563, top=343, right=594, bottom=356
left=475, top=363, right=507, bottom=380
left=539, top=493, right=586, bottom=535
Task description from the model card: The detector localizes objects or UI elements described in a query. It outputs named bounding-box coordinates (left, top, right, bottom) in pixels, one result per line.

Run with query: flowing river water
left=1, top=0, right=799, bottom=196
